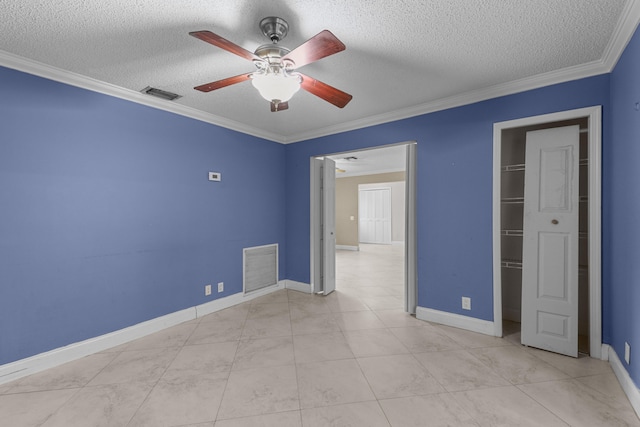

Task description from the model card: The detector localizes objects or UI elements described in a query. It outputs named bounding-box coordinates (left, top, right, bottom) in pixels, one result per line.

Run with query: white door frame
left=492, top=106, right=602, bottom=358
left=405, top=143, right=417, bottom=314
left=310, top=142, right=417, bottom=311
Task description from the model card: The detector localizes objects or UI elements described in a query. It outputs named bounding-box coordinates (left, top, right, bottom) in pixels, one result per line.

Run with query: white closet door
left=521, top=125, right=580, bottom=357
left=359, top=188, right=392, bottom=244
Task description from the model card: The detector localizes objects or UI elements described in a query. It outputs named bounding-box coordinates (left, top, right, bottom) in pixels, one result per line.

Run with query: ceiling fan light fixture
left=190, top=17, right=352, bottom=111
left=251, top=72, right=301, bottom=103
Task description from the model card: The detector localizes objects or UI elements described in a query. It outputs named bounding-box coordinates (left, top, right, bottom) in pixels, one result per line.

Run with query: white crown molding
left=0, top=50, right=284, bottom=143
left=283, top=1, right=640, bottom=144
left=1, top=1, right=638, bottom=145
left=283, top=59, right=610, bottom=143
left=601, top=0, right=640, bottom=70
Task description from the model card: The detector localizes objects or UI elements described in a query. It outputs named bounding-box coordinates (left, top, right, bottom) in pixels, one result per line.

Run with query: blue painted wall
left=0, top=66, right=286, bottom=365
left=285, top=75, right=610, bottom=323
left=607, top=25, right=640, bottom=383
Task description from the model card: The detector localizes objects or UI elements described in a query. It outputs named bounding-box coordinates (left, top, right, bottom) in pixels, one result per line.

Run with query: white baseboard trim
left=392, top=241, right=404, bottom=246
left=607, top=344, right=640, bottom=419
left=0, top=307, right=195, bottom=385
left=195, top=281, right=285, bottom=317
left=336, top=245, right=359, bottom=251
left=600, top=343, right=611, bottom=361
left=284, top=280, right=312, bottom=293
left=416, top=306, right=496, bottom=336
left=0, top=283, right=287, bottom=385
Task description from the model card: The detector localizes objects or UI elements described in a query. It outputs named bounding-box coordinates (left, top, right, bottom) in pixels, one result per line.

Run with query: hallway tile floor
left=1, top=244, right=639, bottom=426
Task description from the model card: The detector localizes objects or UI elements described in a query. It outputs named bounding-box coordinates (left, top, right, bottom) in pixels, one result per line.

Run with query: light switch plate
left=208, top=172, right=221, bottom=181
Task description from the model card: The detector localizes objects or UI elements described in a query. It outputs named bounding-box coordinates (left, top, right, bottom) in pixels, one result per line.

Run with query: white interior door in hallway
left=310, top=157, right=336, bottom=295
left=359, top=187, right=392, bottom=244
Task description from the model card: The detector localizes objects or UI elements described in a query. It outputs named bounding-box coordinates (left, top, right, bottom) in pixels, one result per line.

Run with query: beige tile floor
left=1, top=244, right=639, bottom=426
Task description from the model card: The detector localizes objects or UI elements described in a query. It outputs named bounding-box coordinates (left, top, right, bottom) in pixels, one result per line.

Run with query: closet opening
left=492, top=106, right=602, bottom=359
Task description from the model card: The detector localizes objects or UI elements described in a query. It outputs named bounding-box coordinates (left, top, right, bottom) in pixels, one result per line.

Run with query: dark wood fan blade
left=194, top=72, right=253, bottom=92
left=270, top=101, right=289, bottom=112
left=190, top=30, right=261, bottom=62
left=299, top=73, right=352, bottom=108
left=282, top=30, right=345, bottom=68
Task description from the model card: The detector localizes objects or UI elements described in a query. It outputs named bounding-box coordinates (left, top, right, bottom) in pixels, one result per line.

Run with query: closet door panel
left=521, top=125, right=580, bottom=357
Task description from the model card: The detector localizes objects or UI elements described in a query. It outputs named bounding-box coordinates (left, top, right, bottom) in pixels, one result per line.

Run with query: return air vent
left=140, top=86, right=182, bottom=101
left=243, top=244, right=278, bottom=295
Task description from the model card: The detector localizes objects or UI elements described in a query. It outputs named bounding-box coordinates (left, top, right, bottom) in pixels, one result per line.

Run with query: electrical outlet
left=217, top=282, right=224, bottom=293
left=461, top=297, right=471, bottom=310
left=625, top=342, right=631, bottom=364
left=204, top=284, right=212, bottom=296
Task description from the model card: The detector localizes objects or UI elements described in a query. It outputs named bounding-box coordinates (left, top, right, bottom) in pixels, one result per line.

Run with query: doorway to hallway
left=310, top=142, right=417, bottom=312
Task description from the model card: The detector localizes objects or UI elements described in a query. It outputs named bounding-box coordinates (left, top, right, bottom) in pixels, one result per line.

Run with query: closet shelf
left=502, top=196, right=587, bottom=204
left=501, top=164, right=525, bottom=172
left=501, top=259, right=523, bottom=269
left=501, top=197, right=524, bottom=204
left=501, top=259, right=589, bottom=274
left=501, top=230, right=588, bottom=239
left=502, top=159, right=587, bottom=172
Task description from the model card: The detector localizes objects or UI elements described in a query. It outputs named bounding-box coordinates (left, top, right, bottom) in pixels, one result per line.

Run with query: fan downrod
left=259, top=17, right=289, bottom=43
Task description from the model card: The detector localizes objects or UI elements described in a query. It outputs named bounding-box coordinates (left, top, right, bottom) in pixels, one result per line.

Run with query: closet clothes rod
left=501, top=260, right=589, bottom=274
left=501, top=230, right=588, bottom=239
left=501, top=197, right=524, bottom=204
left=500, top=197, right=587, bottom=204
left=501, top=158, right=588, bottom=172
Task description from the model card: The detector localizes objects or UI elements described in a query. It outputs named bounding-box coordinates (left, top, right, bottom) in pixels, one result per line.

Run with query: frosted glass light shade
left=251, top=73, right=300, bottom=102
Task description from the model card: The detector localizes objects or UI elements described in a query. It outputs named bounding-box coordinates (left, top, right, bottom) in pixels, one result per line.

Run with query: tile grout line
left=288, top=291, right=305, bottom=421
left=125, top=325, right=193, bottom=427
left=213, top=301, right=254, bottom=424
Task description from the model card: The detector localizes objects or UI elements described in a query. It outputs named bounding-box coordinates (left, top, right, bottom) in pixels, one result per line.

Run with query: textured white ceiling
left=1, top=1, right=638, bottom=143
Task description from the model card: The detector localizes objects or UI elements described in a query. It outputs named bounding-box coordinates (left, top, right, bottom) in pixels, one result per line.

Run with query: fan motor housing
left=254, top=44, right=293, bottom=72
left=255, top=44, right=291, bottom=60
left=259, top=16, right=289, bottom=43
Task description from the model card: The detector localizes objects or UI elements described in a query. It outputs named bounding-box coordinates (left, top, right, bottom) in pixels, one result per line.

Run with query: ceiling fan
left=190, top=17, right=353, bottom=112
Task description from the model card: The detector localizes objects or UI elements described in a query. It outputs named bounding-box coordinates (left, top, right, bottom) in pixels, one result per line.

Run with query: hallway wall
left=336, top=172, right=405, bottom=247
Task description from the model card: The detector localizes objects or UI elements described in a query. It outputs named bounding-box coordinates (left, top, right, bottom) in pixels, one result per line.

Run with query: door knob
left=551, top=219, right=559, bottom=225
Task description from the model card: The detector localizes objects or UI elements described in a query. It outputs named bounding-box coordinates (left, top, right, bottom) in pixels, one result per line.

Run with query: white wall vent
left=243, top=244, right=278, bottom=295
